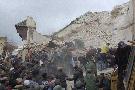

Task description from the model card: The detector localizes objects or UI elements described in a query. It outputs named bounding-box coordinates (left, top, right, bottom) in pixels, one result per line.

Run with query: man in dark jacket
left=115, top=41, right=131, bottom=90
left=55, top=67, right=67, bottom=90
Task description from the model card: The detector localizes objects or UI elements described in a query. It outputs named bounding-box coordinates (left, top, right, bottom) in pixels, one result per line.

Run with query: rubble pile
left=53, top=2, right=132, bottom=48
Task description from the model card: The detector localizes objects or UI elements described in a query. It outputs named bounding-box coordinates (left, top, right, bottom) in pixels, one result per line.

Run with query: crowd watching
left=0, top=40, right=132, bottom=90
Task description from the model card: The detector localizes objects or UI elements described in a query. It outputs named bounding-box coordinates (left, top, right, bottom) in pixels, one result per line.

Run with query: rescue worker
left=99, top=43, right=110, bottom=70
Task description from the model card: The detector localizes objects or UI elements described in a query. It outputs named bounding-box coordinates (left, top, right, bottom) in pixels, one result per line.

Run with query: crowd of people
left=76, top=41, right=132, bottom=90
left=0, top=40, right=133, bottom=90
left=96, top=41, right=131, bottom=90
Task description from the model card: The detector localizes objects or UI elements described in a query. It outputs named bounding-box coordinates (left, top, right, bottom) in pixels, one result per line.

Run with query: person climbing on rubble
left=106, top=48, right=116, bottom=68
left=78, top=56, right=87, bottom=75
left=98, top=43, right=110, bottom=71
left=115, top=41, right=131, bottom=90
left=85, top=55, right=97, bottom=76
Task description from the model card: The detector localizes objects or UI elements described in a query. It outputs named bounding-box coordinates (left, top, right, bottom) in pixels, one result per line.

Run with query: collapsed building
left=53, top=2, right=133, bottom=48
left=14, top=0, right=135, bottom=79
left=15, top=16, right=51, bottom=61
left=15, top=16, right=50, bottom=45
